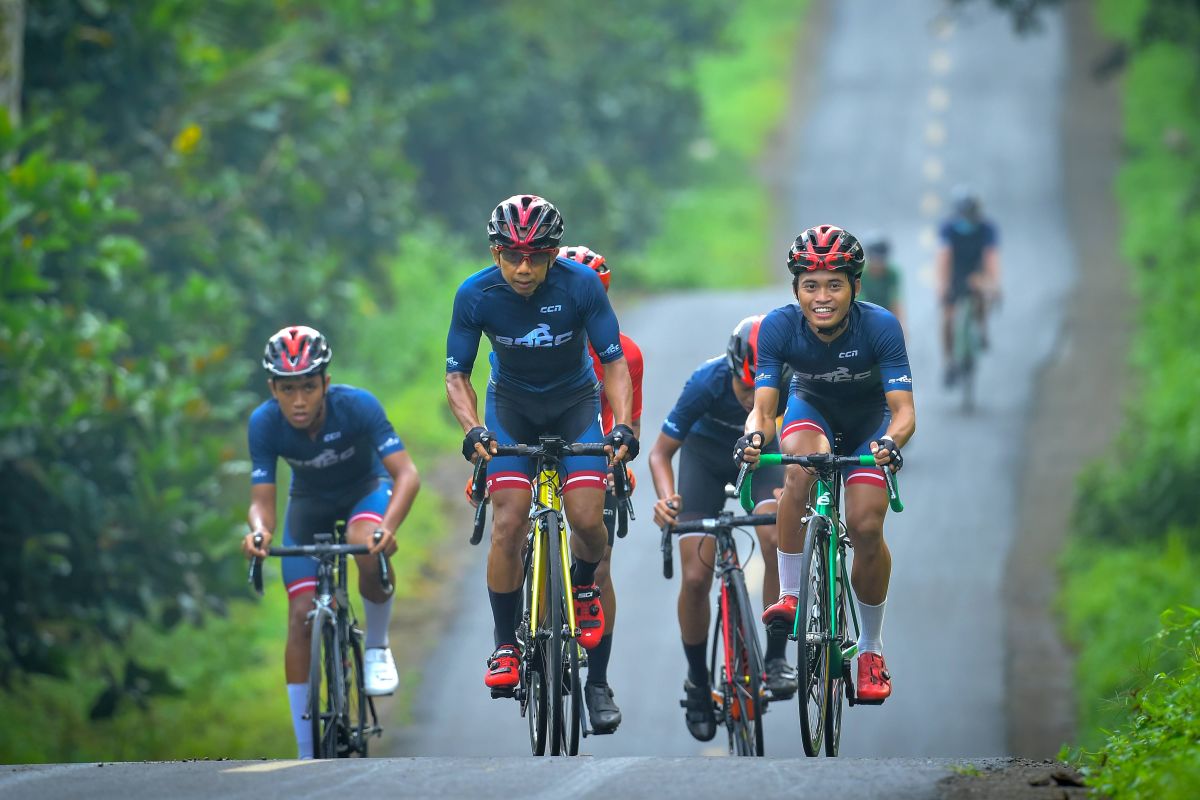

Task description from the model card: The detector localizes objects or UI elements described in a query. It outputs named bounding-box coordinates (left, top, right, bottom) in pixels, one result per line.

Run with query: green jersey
left=859, top=262, right=902, bottom=313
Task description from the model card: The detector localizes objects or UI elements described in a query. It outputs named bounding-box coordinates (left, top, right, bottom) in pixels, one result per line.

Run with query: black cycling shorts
left=677, top=434, right=783, bottom=526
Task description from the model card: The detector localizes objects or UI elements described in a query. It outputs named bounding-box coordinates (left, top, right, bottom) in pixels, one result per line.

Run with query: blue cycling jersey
left=446, top=258, right=623, bottom=395
left=248, top=384, right=405, bottom=498
left=663, top=357, right=786, bottom=445
left=939, top=216, right=998, bottom=283
left=755, top=302, right=913, bottom=409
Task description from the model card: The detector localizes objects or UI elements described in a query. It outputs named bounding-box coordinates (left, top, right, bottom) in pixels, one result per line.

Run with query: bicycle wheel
left=308, top=613, right=340, bottom=758
left=955, top=302, right=978, bottom=413
left=544, top=510, right=578, bottom=756
left=344, top=627, right=370, bottom=757
left=730, top=572, right=766, bottom=756
left=523, top=540, right=549, bottom=756
left=824, top=551, right=849, bottom=756
left=796, top=515, right=831, bottom=757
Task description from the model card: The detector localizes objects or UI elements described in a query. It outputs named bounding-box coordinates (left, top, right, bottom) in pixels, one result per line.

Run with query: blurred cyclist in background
left=937, top=186, right=1002, bottom=386
left=858, top=233, right=905, bottom=329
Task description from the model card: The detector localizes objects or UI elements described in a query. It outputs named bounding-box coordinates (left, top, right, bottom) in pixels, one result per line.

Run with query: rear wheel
left=797, top=515, right=831, bottom=757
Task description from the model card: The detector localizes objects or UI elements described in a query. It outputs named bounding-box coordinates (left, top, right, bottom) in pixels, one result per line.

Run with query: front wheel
left=797, top=515, right=831, bottom=757
left=308, top=613, right=340, bottom=758
left=824, top=558, right=849, bottom=756
left=713, top=573, right=764, bottom=756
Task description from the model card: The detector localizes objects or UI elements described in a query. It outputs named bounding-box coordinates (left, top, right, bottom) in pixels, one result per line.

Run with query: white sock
left=287, top=683, right=313, bottom=759
left=777, top=551, right=803, bottom=598
left=856, top=598, right=887, bottom=655
left=362, top=595, right=393, bottom=649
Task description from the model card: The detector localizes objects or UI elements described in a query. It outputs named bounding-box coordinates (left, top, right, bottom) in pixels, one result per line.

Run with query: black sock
left=587, top=634, right=613, bottom=686
left=488, top=587, right=522, bottom=647
left=683, top=640, right=709, bottom=686
left=766, top=625, right=788, bottom=662
left=570, top=557, right=600, bottom=587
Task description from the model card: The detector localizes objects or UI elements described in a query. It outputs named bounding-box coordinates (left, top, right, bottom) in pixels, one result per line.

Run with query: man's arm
left=601, top=357, right=633, bottom=430
left=883, top=389, right=916, bottom=449
left=743, top=385, right=782, bottom=457
left=983, top=245, right=1001, bottom=298
left=446, top=371, right=483, bottom=433
left=648, top=432, right=683, bottom=527
left=371, top=450, right=421, bottom=555
left=244, top=483, right=277, bottom=558
left=935, top=245, right=951, bottom=301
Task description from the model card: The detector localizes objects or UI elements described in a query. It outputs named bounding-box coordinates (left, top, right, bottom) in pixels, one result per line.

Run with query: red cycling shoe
left=856, top=651, right=892, bottom=703
left=761, top=594, right=798, bottom=626
left=573, top=584, right=605, bottom=649
left=484, top=643, right=521, bottom=691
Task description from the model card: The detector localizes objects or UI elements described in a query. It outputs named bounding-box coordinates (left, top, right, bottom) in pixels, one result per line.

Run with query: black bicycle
left=249, top=524, right=391, bottom=758
left=468, top=436, right=629, bottom=756
left=661, top=509, right=776, bottom=757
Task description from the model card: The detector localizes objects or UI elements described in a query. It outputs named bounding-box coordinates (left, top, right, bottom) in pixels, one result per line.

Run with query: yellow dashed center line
left=223, top=760, right=324, bottom=774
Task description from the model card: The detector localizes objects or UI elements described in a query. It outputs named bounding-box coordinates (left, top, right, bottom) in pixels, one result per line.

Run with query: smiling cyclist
left=445, top=195, right=638, bottom=696
left=243, top=326, right=421, bottom=759
left=736, top=225, right=915, bottom=704
left=560, top=244, right=644, bottom=735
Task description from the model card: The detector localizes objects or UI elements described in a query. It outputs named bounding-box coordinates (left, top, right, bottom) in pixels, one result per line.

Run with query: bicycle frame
left=527, top=465, right=577, bottom=645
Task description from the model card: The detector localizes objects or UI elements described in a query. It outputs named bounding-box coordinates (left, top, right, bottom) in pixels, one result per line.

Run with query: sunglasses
left=496, top=247, right=557, bottom=269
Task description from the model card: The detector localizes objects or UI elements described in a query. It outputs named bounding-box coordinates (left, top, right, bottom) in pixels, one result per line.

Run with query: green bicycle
left=951, top=292, right=985, bottom=412
left=738, top=448, right=902, bottom=757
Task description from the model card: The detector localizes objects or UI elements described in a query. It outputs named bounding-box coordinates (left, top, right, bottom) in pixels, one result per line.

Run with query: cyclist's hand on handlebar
left=606, top=464, right=635, bottom=493
left=653, top=495, right=682, bottom=528
left=462, top=426, right=496, bottom=462
left=733, top=431, right=764, bottom=468
left=463, top=476, right=485, bottom=508
left=605, top=423, right=639, bottom=463
left=243, top=529, right=271, bottom=559
left=368, top=526, right=396, bottom=556
left=870, top=436, right=904, bottom=472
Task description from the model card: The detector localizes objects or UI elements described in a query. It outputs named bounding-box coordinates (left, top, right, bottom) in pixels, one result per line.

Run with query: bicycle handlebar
left=248, top=532, right=392, bottom=595
left=659, top=513, right=778, bottom=580
left=735, top=452, right=904, bottom=513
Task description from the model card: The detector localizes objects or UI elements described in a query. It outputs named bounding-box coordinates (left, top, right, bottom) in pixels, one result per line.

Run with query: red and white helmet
left=558, top=245, right=609, bottom=290
left=786, top=224, right=865, bottom=278
left=487, top=195, right=565, bottom=250
left=262, top=325, right=332, bottom=377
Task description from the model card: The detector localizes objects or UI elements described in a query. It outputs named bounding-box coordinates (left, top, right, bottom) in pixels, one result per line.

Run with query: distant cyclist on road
left=648, top=315, right=796, bottom=742
left=858, top=233, right=905, bottom=329
left=560, top=244, right=644, bottom=735
left=243, top=326, right=421, bottom=759
left=737, top=225, right=915, bottom=705
left=445, top=195, right=637, bottom=697
left=937, top=186, right=1002, bottom=386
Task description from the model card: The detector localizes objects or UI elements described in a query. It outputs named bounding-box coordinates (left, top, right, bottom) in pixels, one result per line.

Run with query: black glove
left=607, top=423, right=640, bottom=460
left=462, top=426, right=493, bottom=461
left=872, top=436, right=904, bottom=471
left=733, top=431, right=764, bottom=467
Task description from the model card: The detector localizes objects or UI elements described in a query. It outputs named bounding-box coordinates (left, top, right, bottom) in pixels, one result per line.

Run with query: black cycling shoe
left=680, top=678, right=717, bottom=742
left=765, top=657, right=798, bottom=701
left=584, top=682, right=622, bottom=734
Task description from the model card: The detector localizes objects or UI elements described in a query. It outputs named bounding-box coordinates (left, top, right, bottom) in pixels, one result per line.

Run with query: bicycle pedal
left=490, top=687, right=517, bottom=700
left=849, top=697, right=885, bottom=707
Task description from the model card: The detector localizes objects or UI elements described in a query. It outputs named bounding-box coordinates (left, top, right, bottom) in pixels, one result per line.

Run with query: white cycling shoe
left=364, top=647, right=399, bottom=696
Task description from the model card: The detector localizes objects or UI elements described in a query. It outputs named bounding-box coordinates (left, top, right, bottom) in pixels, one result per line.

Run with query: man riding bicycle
left=560, top=244, right=644, bottom=734
left=242, top=326, right=421, bottom=759
left=937, top=187, right=1001, bottom=387
left=445, top=195, right=637, bottom=697
left=648, top=315, right=796, bottom=742
left=859, top=233, right=905, bottom=329
left=736, top=225, right=915, bottom=704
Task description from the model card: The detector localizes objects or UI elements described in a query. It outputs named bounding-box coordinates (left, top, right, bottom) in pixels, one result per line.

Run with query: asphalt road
left=392, top=0, right=1072, bottom=760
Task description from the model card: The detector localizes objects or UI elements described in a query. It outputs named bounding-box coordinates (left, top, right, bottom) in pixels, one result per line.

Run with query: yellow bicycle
left=468, top=435, right=629, bottom=756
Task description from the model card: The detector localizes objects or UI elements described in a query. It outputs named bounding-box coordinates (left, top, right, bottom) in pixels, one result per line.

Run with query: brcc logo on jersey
left=378, top=436, right=401, bottom=452
left=495, top=323, right=574, bottom=348
left=888, top=374, right=913, bottom=385
left=599, top=342, right=621, bottom=358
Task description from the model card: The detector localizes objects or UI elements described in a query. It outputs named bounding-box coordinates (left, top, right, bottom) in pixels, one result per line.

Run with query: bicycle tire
left=308, top=614, right=339, bottom=758
left=345, top=628, right=369, bottom=757
left=824, top=549, right=848, bottom=757
left=730, top=571, right=766, bottom=756
left=523, top=539, right=548, bottom=756
left=797, top=514, right=831, bottom=757
left=566, top=637, right=583, bottom=755
left=956, top=301, right=978, bottom=413
left=545, top=510, right=572, bottom=756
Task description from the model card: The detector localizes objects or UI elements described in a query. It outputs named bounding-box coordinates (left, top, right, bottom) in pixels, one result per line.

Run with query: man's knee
left=846, top=511, right=885, bottom=550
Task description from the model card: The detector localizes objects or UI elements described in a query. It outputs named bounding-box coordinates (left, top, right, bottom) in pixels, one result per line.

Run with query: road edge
left=1003, top=0, right=1130, bottom=757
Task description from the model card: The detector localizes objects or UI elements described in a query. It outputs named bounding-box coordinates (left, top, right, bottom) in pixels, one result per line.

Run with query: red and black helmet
left=786, top=224, right=865, bottom=278
left=487, top=194, right=565, bottom=250
left=262, top=325, right=332, bottom=377
left=726, top=314, right=794, bottom=388
left=559, top=245, right=609, bottom=290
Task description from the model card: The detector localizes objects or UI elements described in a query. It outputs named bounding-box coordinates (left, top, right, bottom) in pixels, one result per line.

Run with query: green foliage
left=1077, top=607, right=1200, bottom=799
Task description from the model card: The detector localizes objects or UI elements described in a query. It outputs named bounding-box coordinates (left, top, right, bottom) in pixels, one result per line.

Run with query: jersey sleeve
left=580, top=277, right=624, bottom=363
left=982, top=221, right=998, bottom=247
left=354, top=389, right=406, bottom=458
left=871, top=311, right=914, bottom=393
left=938, top=220, right=954, bottom=245
left=446, top=281, right=483, bottom=375
left=626, top=337, right=644, bottom=423
left=247, top=405, right=277, bottom=485
left=753, top=310, right=790, bottom=390
left=662, top=365, right=715, bottom=441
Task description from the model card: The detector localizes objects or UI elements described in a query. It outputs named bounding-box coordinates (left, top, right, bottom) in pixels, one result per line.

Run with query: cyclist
left=736, top=225, right=915, bottom=704
left=937, top=186, right=1001, bottom=386
left=560, top=244, right=644, bottom=735
left=445, top=195, right=637, bottom=697
left=648, top=315, right=795, bottom=743
left=858, top=233, right=905, bottom=329
left=242, top=325, right=421, bottom=759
